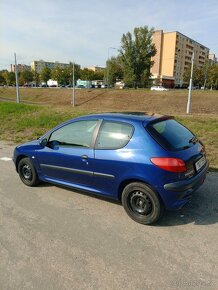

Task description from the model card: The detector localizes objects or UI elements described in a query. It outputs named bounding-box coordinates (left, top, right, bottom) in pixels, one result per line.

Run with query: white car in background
left=150, top=86, right=169, bottom=91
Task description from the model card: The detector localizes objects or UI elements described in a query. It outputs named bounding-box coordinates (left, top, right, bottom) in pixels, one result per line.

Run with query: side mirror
left=40, top=138, right=48, bottom=147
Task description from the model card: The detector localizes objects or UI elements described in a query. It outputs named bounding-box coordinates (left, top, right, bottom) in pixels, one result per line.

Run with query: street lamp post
left=71, top=62, right=75, bottom=107
left=186, top=51, right=195, bottom=114
left=14, top=53, right=20, bottom=104
left=107, top=47, right=117, bottom=88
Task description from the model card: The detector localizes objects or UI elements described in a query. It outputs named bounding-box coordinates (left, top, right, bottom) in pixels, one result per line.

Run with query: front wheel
left=18, top=157, right=39, bottom=187
left=121, top=182, right=164, bottom=225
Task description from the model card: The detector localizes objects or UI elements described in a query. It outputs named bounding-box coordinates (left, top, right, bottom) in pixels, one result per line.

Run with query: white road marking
left=0, top=157, right=12, bottom=161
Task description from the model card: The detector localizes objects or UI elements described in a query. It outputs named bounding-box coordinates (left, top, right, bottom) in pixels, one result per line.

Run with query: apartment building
left=31, top=60, right=70, bottom=73
left=209, top=53, right=217, bottom=65
left=86, top=65, right=105, bottom=72
left=10, top=64, right=31, bottom=72
left=151, top=30, right=209, bottom=87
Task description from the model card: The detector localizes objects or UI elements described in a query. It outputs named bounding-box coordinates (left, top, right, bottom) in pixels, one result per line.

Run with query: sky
left=0, top=0, right=218, bottom=70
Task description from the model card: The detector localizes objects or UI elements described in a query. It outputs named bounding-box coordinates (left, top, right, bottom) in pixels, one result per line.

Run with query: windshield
left=147, top=119, right=195, bottom=151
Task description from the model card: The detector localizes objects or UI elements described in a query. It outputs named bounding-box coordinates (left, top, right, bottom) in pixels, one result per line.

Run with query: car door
left=93, top=121, right=134, bottom=197
left=36, top=119, right=99, bottom=188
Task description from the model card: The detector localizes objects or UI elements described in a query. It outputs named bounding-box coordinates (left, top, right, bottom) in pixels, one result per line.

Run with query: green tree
left=53, top=67, right=69, bottom=85
left=40, top=67, right=51, bottom=83
left=106, top=56, right=123, bottom=85
left=18, top=72, right=25, bottom=86
left=183, top=65, right=205, bottom=87
left=50, top=63, right=81, bottom=85
left=18, top=70, right=34, bottom=86
left=22, top=70, right=33, bottom=84
left=2, top=71, right=15, bottom=86
left=119, top=26, right=156, bottom=88
left=208, top=64, right=218, bottom=89
left=51, top=66, right=62, bottom=84
left=33, top=70, right=40, bottom=86
left=93, top=70, right=104, bottom=81
left=183, top=65, right=193, bottom=86
left=66, top=63, right=81, bottom=85
left=80, top=68, right=95, bottom=80
left=0, top=71, right=7, bottom=85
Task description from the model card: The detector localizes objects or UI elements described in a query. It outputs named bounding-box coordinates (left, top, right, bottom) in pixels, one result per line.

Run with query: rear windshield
left=147, top=119, right=195, bottom=151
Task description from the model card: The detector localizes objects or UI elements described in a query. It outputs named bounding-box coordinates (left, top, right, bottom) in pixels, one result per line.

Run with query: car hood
left=16, top=139, right=41, bottom=151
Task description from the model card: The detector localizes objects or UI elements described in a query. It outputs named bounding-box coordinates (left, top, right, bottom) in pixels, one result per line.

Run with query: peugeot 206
left=13, top=113, right=209, bottom=225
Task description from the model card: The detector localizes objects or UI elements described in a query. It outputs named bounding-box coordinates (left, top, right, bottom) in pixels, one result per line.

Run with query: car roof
left=40, top=112, right=173, bottom=140
left=75, top=112, right=169, bottom=125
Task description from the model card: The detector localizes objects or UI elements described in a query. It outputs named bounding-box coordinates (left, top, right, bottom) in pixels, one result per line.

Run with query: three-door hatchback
left=13, top=113, right=209, bottom=224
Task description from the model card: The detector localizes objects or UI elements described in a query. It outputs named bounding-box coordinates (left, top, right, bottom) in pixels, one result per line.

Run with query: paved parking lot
left=0, top=141, right=217, bottom=289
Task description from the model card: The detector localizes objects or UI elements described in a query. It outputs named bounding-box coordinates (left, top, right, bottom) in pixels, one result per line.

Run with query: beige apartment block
left=209, top=53, right=217, bottom=65
left=151, top=30, right=209, bottom=87
left=31, top=60, right=70, bottom=73
left=10, top=64, right=31, bottom=72
left=86, top=65, right=105, bottom=72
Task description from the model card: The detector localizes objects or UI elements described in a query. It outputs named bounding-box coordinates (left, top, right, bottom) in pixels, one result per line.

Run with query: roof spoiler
left=144, top=115, right=175, bottom=126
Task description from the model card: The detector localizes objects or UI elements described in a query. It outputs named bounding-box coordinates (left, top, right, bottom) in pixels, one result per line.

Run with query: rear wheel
left=18, top=157, right=39, bottom=187
left=122, top=182, right=164, bottom=225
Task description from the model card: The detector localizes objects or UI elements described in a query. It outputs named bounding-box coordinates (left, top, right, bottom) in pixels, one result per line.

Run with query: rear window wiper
left=189, top=137, right=198, bottom=144
left=181, top=145, right=191, bottom=150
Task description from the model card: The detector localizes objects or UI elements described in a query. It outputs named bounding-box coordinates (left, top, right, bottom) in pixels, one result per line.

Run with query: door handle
left=81, top=154, right=89, bottom=164
left=81, top=154, right=88, bottom=159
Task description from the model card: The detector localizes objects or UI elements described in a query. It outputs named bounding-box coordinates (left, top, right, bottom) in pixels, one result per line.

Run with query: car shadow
left=37, top=173, right=218, bottom=227
left=39, top=182, right=122, bottom=206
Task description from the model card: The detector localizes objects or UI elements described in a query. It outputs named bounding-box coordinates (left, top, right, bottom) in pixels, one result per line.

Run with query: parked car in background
left=76, top=85, right=86, bottom=89
left=115, top=81, right=125, bottom=89
left=13, top=113, right=208, bottom=225
left=150, top=86, right=169, bottom=91
left=47, top=79, right=58, bottom=87
left=187, top=86, right=199, bottom=90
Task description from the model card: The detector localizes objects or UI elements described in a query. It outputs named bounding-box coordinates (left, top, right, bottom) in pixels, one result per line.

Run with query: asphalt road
left=0, top=141, right=217, bottom=290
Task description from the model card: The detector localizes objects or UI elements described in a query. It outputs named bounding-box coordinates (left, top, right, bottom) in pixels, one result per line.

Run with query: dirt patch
left=1, top=88, right=218, bottom=115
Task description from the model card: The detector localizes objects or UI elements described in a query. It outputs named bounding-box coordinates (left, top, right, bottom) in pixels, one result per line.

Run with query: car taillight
left=150, top=157, right=187, bottom=173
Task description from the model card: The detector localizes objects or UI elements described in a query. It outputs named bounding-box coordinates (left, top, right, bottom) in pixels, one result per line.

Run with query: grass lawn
left=0, top=102, right=88, bottom=143
left=176, top=115, right=218, bottom=171
left=0, top=102, right=217, bottom=170
left=1, top=87, right=218, bottom=115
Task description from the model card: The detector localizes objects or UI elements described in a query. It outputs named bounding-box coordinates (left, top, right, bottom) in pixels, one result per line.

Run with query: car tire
left=122, top=182, right=164, bottom=225
left=18, top=157, right=39, bottom=187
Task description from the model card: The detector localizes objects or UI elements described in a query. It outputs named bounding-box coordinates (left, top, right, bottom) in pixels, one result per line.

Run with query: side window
left=96, top=121, right=134, bottom=149
left=49, top=120, right=98, bottom=148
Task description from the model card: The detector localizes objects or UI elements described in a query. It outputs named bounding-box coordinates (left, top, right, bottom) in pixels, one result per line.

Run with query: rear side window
left=96, top=121, right=134, bottom=149
left=147, top=119, right=195, bottom=151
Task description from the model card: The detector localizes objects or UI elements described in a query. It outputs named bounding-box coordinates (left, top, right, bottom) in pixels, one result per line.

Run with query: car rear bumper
left=163, top=160, right=209, bottom=209
left=164, top=161, right=209, bottom=192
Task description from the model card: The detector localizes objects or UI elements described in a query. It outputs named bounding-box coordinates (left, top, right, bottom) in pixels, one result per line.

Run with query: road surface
left=0, top=141, right=217, bottom=289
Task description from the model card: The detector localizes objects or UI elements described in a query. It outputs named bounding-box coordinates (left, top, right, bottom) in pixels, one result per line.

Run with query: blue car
left=13, top=113, right=208, bottom=224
